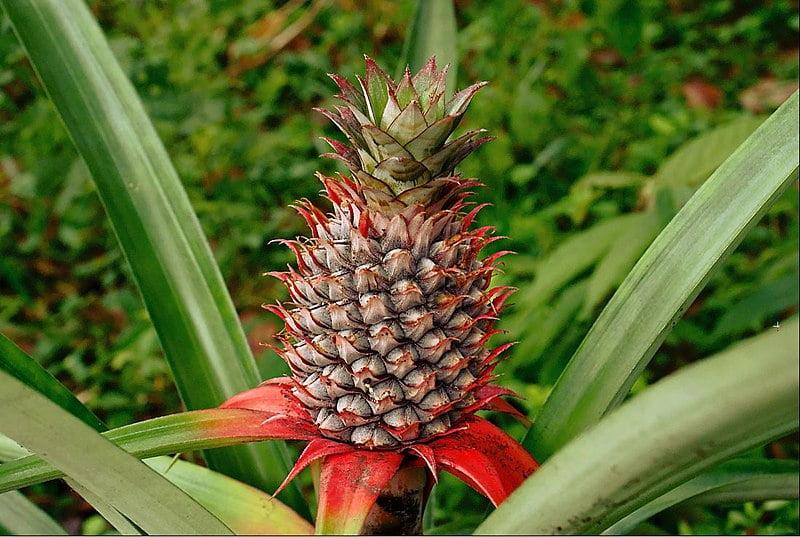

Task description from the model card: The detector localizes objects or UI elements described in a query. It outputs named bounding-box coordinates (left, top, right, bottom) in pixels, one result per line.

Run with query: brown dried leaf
left=682, top=78, right=723, bottom=109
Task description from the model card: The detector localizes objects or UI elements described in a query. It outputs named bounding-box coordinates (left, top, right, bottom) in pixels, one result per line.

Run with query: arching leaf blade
left=0, top=0, right=304, bottom=512
left=0, top=369, right=232, bottom=534
left=64, top=479, right=144, bottom=535
left=0, top=491, right=67, bottom=536
left=0, top=334, right=105, bottom=432
left=0, top=433, right=311, bottom=534
left=146, top=457, right=315, bottom=535
left=525, top=92, right=800, bottom=460
left=477, top=321, right=800, bottom=535
left=0, top=409, right=279, bottom=493
left=0, top=336, right=142, bottom=533
left=603, top=459, right=800, bottom=535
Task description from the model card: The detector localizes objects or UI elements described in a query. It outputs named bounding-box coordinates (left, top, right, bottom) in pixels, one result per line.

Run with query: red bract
left=220, top=379, right=538, bottom=530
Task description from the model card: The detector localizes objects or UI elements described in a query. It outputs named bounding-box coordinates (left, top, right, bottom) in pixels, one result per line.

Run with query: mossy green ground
left=1, top=1, right=797, bottom=534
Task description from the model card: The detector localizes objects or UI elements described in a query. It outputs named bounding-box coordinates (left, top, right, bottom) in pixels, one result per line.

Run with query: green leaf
left=400, top=0, right=457, bottom=92
left=512, top=212, right=642, bottom=319
left=0, top=409, right=280, bottom=493
left=0, top=370, right=232, bottom=534
left=0, top=436, right=27, bottom=462
left=525, top=92, right=799, bottom=460
left=64, top=479, right=143, bottom=535
left=711, top=271, right=799, bottom=341
left=573, top=171, right=648, bottom=191
left=145, top=457, right=315, bottom=535
left=0, top=334, right=105, bottom=432
left=654, top=116, right=763, bottom=188
left=604, top=459, right=800, bottom=535
left=580, top=210, right=663, bottom=318
left=1, top=334, right=142, bottom=533
left=0, top=433, right=311, bottom=535
left=508, top=280, right=586, bottom=369
left=477, top=321, right=800, bottom=535
left=0, top=492, right=67, bottom=536
left=685, top=468, right=800, bottom=507
left=0, top=0, right=304, bottom=511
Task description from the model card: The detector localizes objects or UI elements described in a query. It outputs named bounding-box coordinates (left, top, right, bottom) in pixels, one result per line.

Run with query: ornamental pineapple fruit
left=267, top=57, right=513, bottom=449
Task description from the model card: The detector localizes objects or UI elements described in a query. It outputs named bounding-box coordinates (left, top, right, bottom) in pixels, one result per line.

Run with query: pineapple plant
left=219, top=57, right=538, bottom=533
left=1, top=0, right=797, bottom=535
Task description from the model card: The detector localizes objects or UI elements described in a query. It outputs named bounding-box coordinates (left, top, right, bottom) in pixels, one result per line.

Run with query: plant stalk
left=361, top=465, right=428, bottom=535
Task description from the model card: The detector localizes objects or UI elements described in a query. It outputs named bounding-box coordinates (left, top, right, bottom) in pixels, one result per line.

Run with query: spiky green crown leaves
left=317, top=56, right=489, bottom=206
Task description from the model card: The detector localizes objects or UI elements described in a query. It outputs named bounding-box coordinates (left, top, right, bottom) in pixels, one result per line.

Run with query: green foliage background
left=1, top=0, right=797, bottom=534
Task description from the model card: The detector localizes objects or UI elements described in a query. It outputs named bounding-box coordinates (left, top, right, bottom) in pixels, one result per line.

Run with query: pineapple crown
left=316, top=56, right=490, bottom=209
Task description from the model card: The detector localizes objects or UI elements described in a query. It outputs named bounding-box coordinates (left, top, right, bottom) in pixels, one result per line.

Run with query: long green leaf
left=0, top=409, right=283, bottom=493
left=511, top=212, right=641, bottom=319
left=65, top=479, right=143, bottom=536
left=603, top=459, right=800, bottom=535
left=525, top=92, right=800, bottom=460
left=711, top=271, right=799, bottom=342
left=0, top=0, right=304, bottom=511
left=654, top=116, right=763, bottom=188
left=0, top=370, right=231, bottom=534
left=1, top=334, right=143, bottom=533
left=0, top=436, right=27, bottom=463
left=0, top=232, right=307, bottom=535
left=146, top=457, right=315, bottom=535
left=686, top=474, right=800, bottom=507
left=0, top=432, right=311, bottom=535
left=399, top=0, right=457, bottom=91
left=580, top=210, right=663, bottom=318
left=476, top=321, right=800, bottom=535
left=508, top=280, right=586, bottom=368
left=0, top=334, right=104, bottom=432
left=0, top=491, right=67, bottom=536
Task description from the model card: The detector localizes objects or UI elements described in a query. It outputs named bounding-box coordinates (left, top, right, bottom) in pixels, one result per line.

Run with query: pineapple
left=266, top=57, right=512, bottom=448
left=220, top=57, right=537, bottom=532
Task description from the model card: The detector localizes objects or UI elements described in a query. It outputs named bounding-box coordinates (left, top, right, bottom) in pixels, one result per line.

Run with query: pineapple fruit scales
left=267, top=57, right=513, bottom=448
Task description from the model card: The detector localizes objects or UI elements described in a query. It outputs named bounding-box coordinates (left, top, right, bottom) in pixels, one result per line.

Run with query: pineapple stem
left=361, top=465, right=428, bottom=535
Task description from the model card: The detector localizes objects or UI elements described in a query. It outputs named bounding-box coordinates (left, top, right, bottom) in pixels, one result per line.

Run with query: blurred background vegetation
left=1, top=0, right=798, bottom=534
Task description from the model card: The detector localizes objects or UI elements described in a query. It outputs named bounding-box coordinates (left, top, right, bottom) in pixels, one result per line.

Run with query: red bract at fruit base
left=218, top=56, right=539, bottom=534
